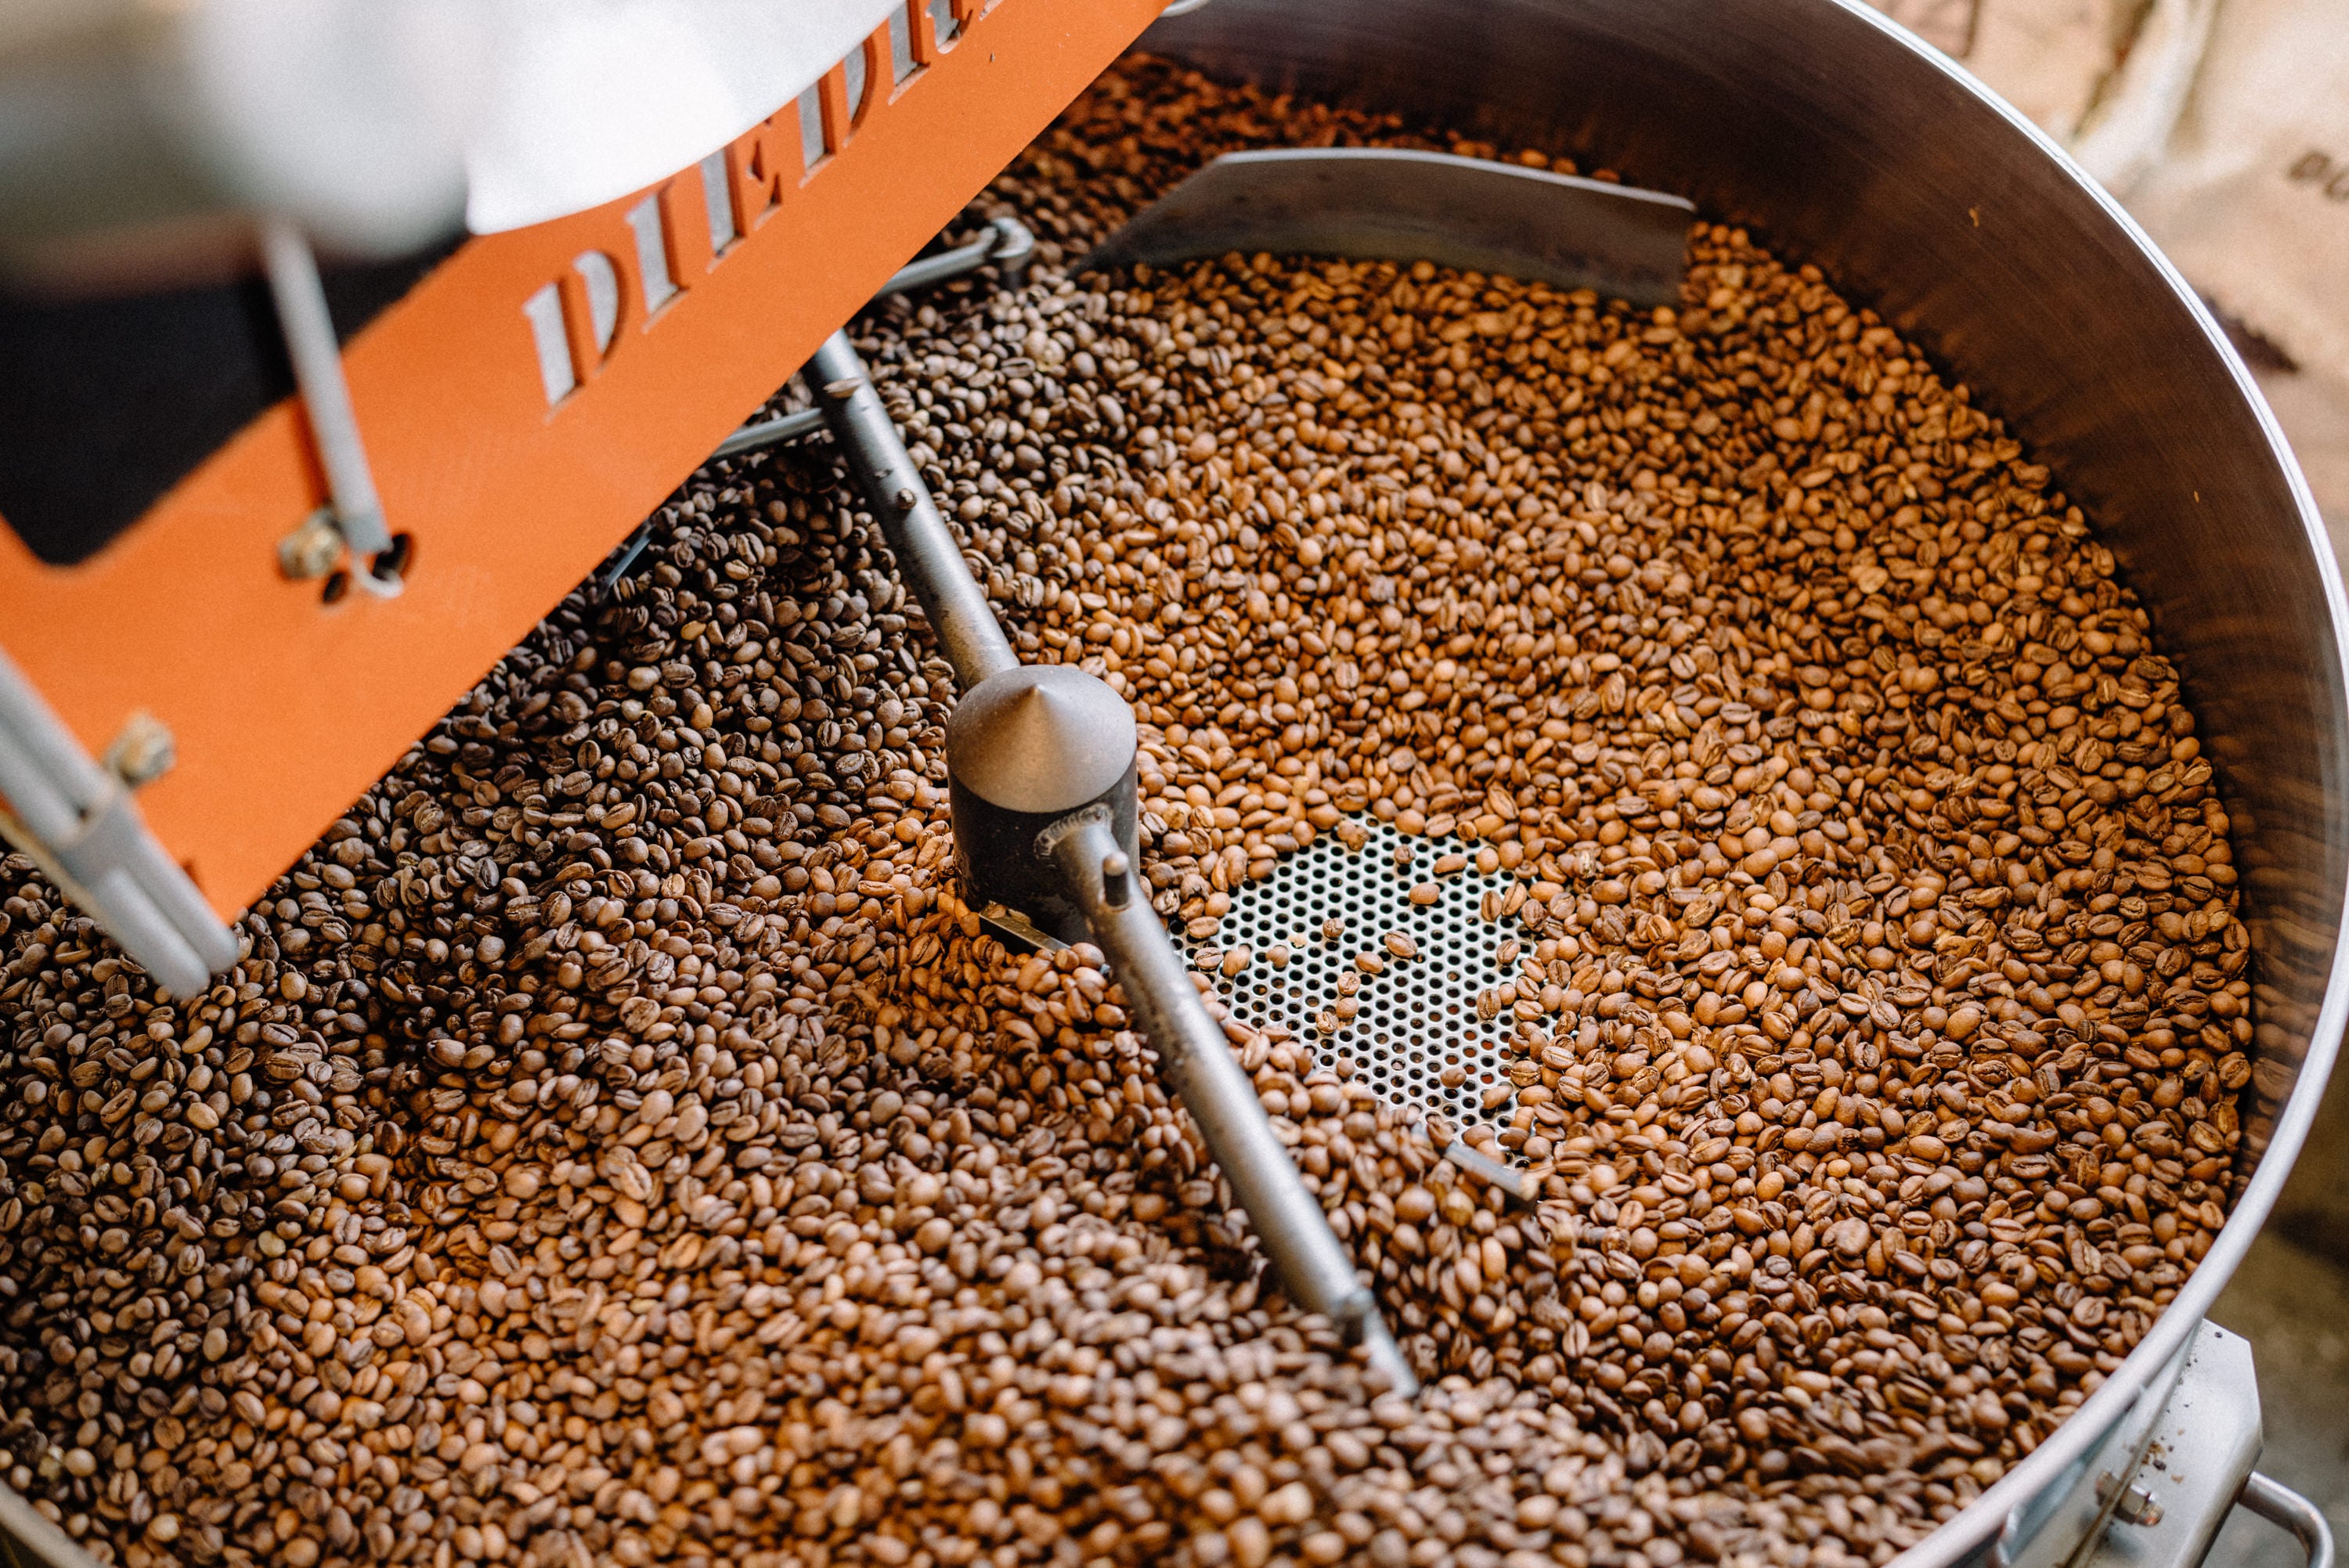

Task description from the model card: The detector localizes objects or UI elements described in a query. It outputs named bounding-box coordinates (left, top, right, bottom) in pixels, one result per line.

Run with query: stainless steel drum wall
left=1140, top=2, right=2348, bottom=1563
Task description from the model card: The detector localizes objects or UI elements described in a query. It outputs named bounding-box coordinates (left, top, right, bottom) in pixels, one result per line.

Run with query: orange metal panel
left=0, top=0, right=1163, bottom=918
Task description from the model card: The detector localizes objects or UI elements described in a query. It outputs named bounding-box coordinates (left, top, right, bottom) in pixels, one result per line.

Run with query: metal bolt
left=1102, top=849, right=1131, bottom=908
left=103, top=712, right=175, bottom=788
left=278, top=509, right=343, bottom=579
left=2098, top=1472, right=2165, bottom=1529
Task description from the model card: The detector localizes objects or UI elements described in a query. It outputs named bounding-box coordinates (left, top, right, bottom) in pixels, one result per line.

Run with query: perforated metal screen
left=1200, top=820, right=1525, bottom=1137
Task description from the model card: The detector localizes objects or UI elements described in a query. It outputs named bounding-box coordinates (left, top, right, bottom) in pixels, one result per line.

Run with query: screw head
left=278, top=510, right=343, bottom=579
left=103, top=712, right=175, bottom=788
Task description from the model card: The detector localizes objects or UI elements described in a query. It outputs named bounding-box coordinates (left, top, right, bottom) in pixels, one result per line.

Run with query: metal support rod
left=806, top=331, right=1019, bottom=691
left=713, top=217, right=1035, bottom=463
left=2240, top=1473, right=2334, bottom=1568
left=713, top=406, right=825, bottom=460
left=884, top=214, right=1036, bottom=294
left=1041, top=811, right=1417, bottom=1396
left=0, top=1469, right=98, bottom=1568
left=259, top=217, right=401, bottom=594
left=0, top=647, right=237, bottom=997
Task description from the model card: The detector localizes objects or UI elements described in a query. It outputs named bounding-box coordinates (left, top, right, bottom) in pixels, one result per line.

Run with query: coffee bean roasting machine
left=0, top=2, right=2343, bottom=1568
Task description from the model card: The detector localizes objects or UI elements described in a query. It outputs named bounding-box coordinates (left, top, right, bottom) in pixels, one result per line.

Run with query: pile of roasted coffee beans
left=0, top=54, right=2248, bottom=1568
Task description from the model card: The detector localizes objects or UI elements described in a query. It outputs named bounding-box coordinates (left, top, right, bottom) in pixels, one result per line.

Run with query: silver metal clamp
left=0, top=647, right=239, bottom=997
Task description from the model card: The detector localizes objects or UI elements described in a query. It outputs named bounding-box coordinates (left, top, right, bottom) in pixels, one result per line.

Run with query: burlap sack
left=1865, top=0, right=2344, bottom=386
left=1865, top=0, right=2138, bottom=139
left=2111, top=0, right=2349, bottom=386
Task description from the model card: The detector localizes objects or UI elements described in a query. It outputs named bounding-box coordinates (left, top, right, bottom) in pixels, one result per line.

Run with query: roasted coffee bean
left=0, top=54, right=2248, bottom=1568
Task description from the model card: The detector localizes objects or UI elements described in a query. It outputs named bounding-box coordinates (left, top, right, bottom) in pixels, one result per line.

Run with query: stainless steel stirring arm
left=804, top=328, right=1419, bottom=1397
left=719, top=155, right=1703, bottom=1390
left=1039, top=808, right=1413, bottom=1385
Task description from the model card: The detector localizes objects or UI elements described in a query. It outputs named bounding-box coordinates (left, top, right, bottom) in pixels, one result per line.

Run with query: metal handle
left=1041, top=812, right=1416, bottom=1394
left=882, top=214, right=1034, bottom=295
left=2240, top=1472, right=2334, bottom=1568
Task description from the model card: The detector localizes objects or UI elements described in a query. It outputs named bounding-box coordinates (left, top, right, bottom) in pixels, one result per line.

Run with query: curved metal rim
left=1781, top=4, right=2349, bottom=1563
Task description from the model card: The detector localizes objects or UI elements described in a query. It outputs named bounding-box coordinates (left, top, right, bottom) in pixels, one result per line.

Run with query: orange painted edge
left=0, top=0, right=1160, bottom=917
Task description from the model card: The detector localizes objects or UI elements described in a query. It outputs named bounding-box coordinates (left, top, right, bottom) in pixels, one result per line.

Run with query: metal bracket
left=0, top=647, right=238, bottom=997
left=1998, top=1324, right=2208, bottom=1568
left=974, top=901, right=1067, bottom=953
left=1999, top=1320, right=2332, bottom=1568
left=949, top=806, right=1122, bottom=955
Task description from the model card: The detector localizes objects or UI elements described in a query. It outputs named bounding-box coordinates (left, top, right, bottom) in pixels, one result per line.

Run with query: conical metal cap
left=947, top=665, right=1136, bottom=815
